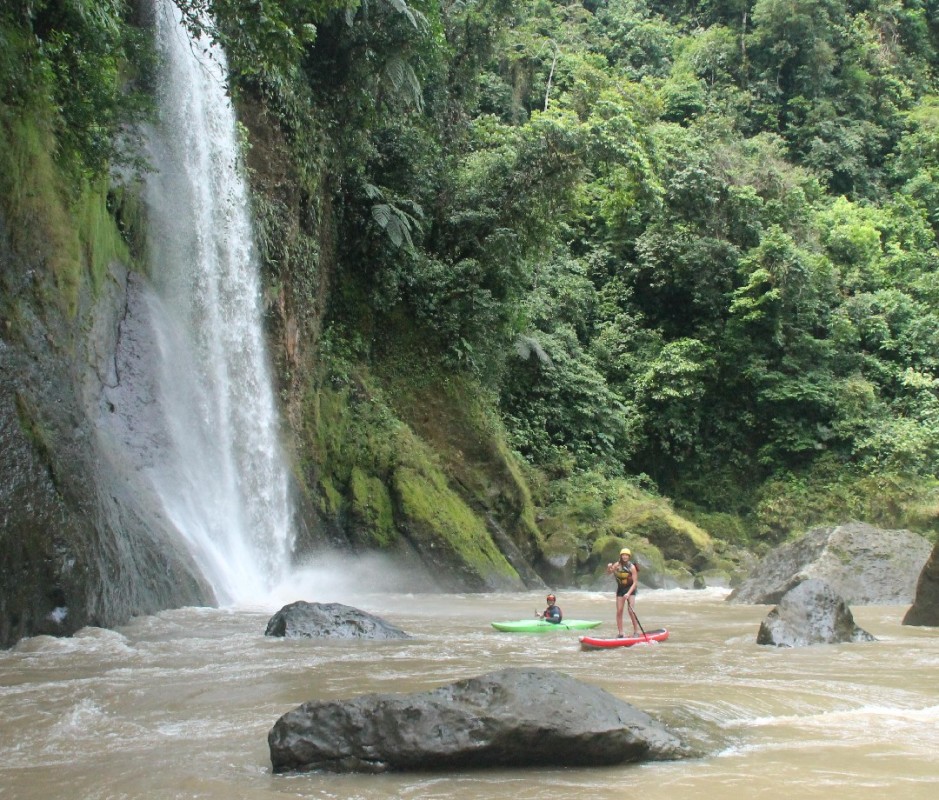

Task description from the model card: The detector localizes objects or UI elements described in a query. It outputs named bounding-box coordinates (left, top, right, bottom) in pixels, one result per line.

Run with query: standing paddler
left=606, top=548, right=639, bottom=638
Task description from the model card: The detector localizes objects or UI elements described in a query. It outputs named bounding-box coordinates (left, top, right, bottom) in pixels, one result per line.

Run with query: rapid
left=1, top=588, right=936, bottom=799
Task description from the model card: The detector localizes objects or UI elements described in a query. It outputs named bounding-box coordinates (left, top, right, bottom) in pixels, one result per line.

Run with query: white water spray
left=140, top=0, right=292, bottom=604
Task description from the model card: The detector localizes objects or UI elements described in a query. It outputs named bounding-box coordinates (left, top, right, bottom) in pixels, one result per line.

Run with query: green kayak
left=491, top=619, right=603, bottom=633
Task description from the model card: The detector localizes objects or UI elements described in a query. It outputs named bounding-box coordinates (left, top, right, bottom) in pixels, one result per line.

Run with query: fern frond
left=382, top=57, right=424, bottom=112
left=514, top=334, right=552, bottom=366
left=371, top=203, right=418, bottom=249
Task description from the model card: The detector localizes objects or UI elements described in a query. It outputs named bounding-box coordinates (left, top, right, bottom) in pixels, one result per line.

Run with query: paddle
left=634, top=610, right=649, bottom=642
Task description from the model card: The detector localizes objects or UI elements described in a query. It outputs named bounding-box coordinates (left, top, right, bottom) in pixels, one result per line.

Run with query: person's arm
left=626, top=564, right=638, bottom=595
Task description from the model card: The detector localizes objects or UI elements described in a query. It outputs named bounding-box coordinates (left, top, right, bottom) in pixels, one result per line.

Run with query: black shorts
left=616, top=585, right=637, bottom=598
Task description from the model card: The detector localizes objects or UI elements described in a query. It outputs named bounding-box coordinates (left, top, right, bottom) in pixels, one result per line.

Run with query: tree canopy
left=4, top=0, right=937, bottom=543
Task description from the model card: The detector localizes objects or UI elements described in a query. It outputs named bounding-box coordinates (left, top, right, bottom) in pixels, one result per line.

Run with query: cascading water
left=138, top=0, right=293, bottom=604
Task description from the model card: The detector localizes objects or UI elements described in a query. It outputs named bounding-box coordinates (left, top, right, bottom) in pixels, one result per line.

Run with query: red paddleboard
left=579, top=628, right=669, bottom=649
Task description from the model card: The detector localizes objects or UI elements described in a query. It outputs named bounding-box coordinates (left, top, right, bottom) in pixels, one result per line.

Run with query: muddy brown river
left=1, top=588, right=936, bottom=799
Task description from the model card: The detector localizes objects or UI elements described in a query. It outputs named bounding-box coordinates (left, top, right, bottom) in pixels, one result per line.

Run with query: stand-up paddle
left=634, top=611, right=649, bottom=641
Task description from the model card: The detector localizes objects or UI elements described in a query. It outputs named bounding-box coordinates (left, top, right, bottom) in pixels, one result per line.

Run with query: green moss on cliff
left=0, top=111, right=128, bottom=317
left=317, top=473, right=343, bottom=517
left=76, top=178, right=129, bottom=292
left=349, top=466, right=395, bottom=547
left=374, top=350, right=544, bottom=555
left=0, top=113, right=81, bottom=314
left=296, top=343, right=526, bottom=585
left=395, top=464, right=518, bottom=584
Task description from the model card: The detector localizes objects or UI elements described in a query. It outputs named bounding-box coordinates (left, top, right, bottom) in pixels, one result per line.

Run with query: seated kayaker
left=537, top=594, right=563, bottom=623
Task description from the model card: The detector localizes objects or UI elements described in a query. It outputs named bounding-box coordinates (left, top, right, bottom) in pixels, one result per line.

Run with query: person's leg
left=615, top=594, right=626, bottom=636
left=626, top=595, right=639, bottom=635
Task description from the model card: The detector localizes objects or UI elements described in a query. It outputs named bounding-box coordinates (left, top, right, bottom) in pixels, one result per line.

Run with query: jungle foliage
left=214, top=0, right=939, bottom=545
left=5, top=0, right=939, bottom=550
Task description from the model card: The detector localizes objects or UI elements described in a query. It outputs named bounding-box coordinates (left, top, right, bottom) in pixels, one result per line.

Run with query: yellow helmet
left=619, top=548, right=631, bottom=557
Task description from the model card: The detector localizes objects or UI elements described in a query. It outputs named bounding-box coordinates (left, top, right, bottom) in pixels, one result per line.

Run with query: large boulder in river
left=903, top=539, right=939, bottom=627
left=727, top=522, right=931, bottom=605
left=264, top=601, right=411, bottom=639
left=757, top=579, right=876, bottom=647
left=268, top=667, right=690, bottom=773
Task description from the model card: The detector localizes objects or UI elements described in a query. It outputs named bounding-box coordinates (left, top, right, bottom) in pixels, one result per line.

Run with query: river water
left=1, top=588, right=936, bottom=799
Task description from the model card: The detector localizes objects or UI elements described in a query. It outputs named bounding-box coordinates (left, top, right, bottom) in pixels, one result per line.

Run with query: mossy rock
left=378, top=365, right=544, bottom=554
left=349, top=467, right=395, bottom=547
left=301, top=360, right=542, bottom=584
left=317, top=475, right=344, bottom=516
left=628, top=509, right=713, bottom=564
left=590, top=535, right=635, bottom=564
left=663, top=560, right=696, bottom=589
left=694, top=569, right=736, bottom=589
left=681, top=508, right=751, bottom=547
left=394, top=464, right=522, bottom=590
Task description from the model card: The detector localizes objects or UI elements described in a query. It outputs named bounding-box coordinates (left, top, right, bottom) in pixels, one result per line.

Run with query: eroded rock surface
left=728, top=522, right=931, bottom=605
left=903, top=539, right=939, bottom=627
left=756, top=578, right=875, bottom=647
left=264, top=601, right=411, bottom=639
left=269, top=667, right=690, bottom=773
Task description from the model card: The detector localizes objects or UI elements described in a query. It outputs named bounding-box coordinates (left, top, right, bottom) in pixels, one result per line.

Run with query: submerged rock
left=264, top=601, right=411, bottom=639
left=728, top=522, right=931, bottom=605
left=903, top=540, right=939, bottom=627
left=269, top=667, right=690, bottom=773
left=756, top=579, right=875, bottom=647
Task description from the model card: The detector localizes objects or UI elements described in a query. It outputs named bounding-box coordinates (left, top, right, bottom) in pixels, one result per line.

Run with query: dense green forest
left=3, top=0, right=939, bottom=578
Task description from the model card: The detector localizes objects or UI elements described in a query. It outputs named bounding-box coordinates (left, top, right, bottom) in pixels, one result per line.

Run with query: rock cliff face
left=0, top=211, right=212, bottom=648
left=0, top=98, right=537, bottom=649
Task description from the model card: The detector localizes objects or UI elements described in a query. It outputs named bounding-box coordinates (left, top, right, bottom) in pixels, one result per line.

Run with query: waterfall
left=138, top=0, right=293, bottom=604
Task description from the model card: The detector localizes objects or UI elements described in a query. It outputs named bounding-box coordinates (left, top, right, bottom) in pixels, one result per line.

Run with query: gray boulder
left=903, top=539, right=939, bottom=627
left=269, top=667, right=690, bottom=773
left=757, top=579, right=875, bottom=647
left=728, top=522, right=931, bottom=605
left=264, top=601, right=411, bottom=639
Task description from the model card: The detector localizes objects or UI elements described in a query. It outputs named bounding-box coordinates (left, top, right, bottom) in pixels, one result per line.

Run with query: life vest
left=544, top=604, right=563, bottom=623
left=613, top=561, right=638, bottom=587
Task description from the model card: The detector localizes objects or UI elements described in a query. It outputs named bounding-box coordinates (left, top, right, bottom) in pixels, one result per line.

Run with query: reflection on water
left=0, top=589, right=937, bottom=799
